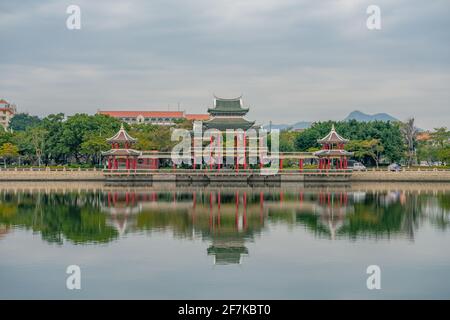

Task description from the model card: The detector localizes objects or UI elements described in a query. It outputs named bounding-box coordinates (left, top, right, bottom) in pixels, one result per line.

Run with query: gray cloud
left=0, top=0, right=449, bottom=129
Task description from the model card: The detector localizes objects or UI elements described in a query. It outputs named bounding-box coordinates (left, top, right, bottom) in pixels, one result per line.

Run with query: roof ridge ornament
left=317, top=123, right=349, bottom=144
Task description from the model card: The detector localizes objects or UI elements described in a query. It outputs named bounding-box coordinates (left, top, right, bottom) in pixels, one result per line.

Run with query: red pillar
left=108, top=157, right=112, bottom=169
left=126, top=157, right=129, bottom=170
left=299, top=158, right=303, bottom=171
left=243, top=132, right=246, bottom=170
left=235, top=135, right=238, bottom=173
left=235, top=191, right=239, bottom=228
left=280, top=158, right=283, bottom=171
left=243, top=192, right=247, bottom=229
left=210, top=135, right=213, bottom=170
left=218, top=135, right=221, bottom=171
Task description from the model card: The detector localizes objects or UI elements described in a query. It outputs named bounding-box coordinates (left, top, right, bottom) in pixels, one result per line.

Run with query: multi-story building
left=96, top=110, right=209, bottom=125
left=0, top=99, right=16, bottom=131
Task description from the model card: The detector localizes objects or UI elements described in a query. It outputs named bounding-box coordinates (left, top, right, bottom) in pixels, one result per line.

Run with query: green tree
left=430, top=127, right=449, bottom=148
left=346, top=139, right=384, bottom=167
left=9, top=113, right=41, bottom=131
left=437, top=147, right=450, bottom=165
left=80, top=134, right=110, bottom=165
left=27, top=127, right=48, bottom=166
left=0, top=142, right=19, bottom=165
left=295, top=120, right=403, bottom=164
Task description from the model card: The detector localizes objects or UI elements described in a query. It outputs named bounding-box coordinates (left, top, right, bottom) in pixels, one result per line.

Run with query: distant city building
left=0, top=99, right=16, bottom=131
left=97, top=109, right=209, bottom=125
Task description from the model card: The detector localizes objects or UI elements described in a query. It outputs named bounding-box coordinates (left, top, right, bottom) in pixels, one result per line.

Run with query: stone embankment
left=1, top=168, right=450, bottom=182
left=351, top=169, right=450, bottom=182
left=0, top=168, right=103, bottom=181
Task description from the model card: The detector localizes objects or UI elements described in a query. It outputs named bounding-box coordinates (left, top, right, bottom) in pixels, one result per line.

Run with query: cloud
left=0, top=0, right=449, bottom=129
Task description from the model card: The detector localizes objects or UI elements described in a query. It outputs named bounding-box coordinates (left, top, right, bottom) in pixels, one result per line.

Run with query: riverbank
left=1, top=168, right=450, bottom=182
left=352, top=170, right=450, bottom=182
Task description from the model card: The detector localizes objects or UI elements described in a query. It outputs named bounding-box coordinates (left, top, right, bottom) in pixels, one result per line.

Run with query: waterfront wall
left=1, top=169, right=450, bottom=182
left=0, top=169, right=104, bottom=181
left=351, top=170, right=450, bottom=182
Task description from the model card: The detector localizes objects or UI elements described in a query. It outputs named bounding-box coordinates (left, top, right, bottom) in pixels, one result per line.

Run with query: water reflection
left=1, top=187, right=450, bottom=265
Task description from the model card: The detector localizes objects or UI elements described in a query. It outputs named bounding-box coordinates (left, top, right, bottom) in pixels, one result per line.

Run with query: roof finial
left=331, top=123, right=335, bottom=131
left=120, top=123, right=125, bottom=130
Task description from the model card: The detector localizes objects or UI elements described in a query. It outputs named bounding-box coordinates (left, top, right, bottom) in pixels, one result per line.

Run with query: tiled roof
left=106, top=124, right=137, bottom=143
left=185, top=114, right=210, bottom=120
left=203, top=117, right=255, bottom=131
left=98, top=110, right=184, bottom=118
left=317, top=125, right=349, bottom=144
left=101, top=149, right=142, bottom=156
left=0, top=99, right=9, bottom=104
left=314, top=149, right=353, bottom=157
left=208, top=96, right=249, bottom=115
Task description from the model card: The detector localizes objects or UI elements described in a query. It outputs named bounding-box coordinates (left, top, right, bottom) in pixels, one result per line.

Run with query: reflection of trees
left=1, top=189, right=449, bottom=247
left=423, top=194, right=450, bottom=231
left=0, top=192, right=118, bottom=244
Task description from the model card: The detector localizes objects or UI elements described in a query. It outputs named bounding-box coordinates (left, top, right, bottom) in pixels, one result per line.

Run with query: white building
left=0, top=99, right=16, bottom=131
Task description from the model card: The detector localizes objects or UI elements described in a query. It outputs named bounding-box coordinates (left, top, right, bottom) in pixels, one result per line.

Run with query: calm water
left=1, top=183, right=450, bottom=299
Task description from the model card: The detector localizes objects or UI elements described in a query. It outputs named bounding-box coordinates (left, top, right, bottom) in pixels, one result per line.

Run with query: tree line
left=0, top=113, right=449, bottom=167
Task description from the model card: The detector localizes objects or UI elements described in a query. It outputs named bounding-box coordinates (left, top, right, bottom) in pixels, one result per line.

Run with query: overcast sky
left=0, top=0, right=449, bottom=129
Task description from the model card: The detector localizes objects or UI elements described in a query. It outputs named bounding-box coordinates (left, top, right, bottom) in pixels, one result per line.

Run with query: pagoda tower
left=314, top=124, right=353, bottom=170
left=203, top=95, right=255, bottom=131
left=102, top=124, right=142, bottom=170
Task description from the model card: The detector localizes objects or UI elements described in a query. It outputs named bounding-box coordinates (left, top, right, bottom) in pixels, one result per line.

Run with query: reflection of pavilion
left=207, top=238, right=249, bottom=265
left=98, top=189, right=358, bottom=261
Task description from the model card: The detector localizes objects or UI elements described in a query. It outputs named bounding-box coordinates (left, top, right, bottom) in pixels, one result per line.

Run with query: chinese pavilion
left=102, top=124, right=142, bottom=170
left=203, top=95, right=255, bottom=131
left=314, top=124, right=353, bottom=169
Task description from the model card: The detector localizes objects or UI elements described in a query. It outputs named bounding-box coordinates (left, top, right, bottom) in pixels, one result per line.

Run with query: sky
left=0, top=0, right=449, bottom=129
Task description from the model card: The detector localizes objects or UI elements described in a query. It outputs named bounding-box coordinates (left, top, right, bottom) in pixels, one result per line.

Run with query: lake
left=1, top=182, right=449, bottom=299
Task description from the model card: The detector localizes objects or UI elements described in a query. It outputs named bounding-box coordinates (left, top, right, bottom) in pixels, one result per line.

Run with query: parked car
left=352, top=162, right=367, bottom=171
left=388, top=163, right=401, bottom=172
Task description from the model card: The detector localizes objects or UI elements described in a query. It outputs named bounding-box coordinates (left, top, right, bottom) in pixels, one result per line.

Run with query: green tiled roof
left=208, top=96, right=249, bottom=115
left=203, top=117, right=255, bottom=131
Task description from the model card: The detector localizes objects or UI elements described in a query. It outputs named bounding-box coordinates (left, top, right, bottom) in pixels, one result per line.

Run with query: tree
left=80, top=134, right=110, bottom=165
left=401, top=118, right=418, bottom=167
left=27, top=127, right=48, bottom=166
left=295, top=120, right=403, bottom=163
left=346, top=139, right=384, bottom=167
left=0, top=143, right=19, bottom=165
left=430, top=127, right=449, bottom=148
left=279, top=130, right=300, bottom=152
left=9, top=113, right=41, bottom=131
left=437, top=147, right=450, bottom=165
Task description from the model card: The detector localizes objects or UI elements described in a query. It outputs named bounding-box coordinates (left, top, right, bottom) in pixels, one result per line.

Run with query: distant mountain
left=263, top=110, right=398, bottom=131
left=263, top=121, right=312, bottom=131
left=344, top=110, right=398, bottom=122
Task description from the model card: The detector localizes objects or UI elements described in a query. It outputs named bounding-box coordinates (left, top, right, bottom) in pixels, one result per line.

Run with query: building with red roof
left=97, top=109, right=209, bottom=125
